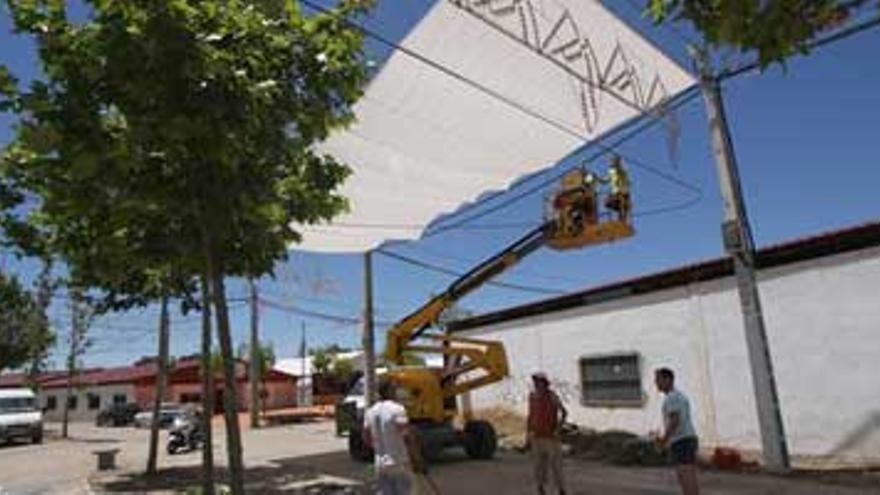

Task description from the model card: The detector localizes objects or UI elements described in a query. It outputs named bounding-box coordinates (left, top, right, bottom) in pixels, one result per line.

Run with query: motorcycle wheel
left=167, top=442, right=179, bottom=455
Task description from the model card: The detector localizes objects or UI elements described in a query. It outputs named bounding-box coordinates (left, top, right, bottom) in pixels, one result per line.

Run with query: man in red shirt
left=526, top=372, right=568, bottom=495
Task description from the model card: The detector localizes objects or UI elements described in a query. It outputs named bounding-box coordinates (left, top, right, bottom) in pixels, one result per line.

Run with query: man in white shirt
left=363, top=379, right=418, bottom=495
left=655, top=367, right=700, bottom=495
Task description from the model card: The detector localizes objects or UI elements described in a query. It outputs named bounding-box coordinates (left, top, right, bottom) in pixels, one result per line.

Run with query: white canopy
left=300, top=0, right=694, bottom=252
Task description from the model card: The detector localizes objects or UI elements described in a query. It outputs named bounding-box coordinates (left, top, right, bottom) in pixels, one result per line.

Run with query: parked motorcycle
left=166, top=413, right=204, bottom=455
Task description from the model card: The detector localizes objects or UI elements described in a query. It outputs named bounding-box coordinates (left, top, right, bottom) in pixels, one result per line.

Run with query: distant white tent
left=299, top=0, right=694, bottom=252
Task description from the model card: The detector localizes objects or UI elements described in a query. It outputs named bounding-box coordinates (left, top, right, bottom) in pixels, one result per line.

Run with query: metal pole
left=363, top=250, right=377, bottom=406
left=693, top=48, right=790, bottom=471
left=249, top=278, right=260, bottom=429
left=301, top=321, right=307, bottom=407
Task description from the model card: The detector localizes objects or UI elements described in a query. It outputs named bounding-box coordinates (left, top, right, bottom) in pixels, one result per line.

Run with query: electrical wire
left=392, top=243, right=586, bottom=286
left=300, top=0, right=650, bottom=122
left=304, top=85, right=704, bottom=237
left=259, top=296, right=376, bottom=326
left=423, top=86, right=704, bottom=237
left=375, top=248, right=566, bottom=296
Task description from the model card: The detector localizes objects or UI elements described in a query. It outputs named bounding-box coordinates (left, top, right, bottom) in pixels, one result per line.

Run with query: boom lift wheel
left=463, top=420, right=497, bottom=459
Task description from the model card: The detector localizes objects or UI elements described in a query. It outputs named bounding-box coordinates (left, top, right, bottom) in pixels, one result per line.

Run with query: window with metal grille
left=579, top=353, right=643, bottom=407
left=113, top=394, right=127, bottom=405
left=46, top=396, right=57, bottom=410
left=88, top=394, right=101, bottom=410
left=67, top=395, right=78, bottom=410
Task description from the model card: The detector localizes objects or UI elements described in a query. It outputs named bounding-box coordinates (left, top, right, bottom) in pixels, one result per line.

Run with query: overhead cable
left=300, top=0, right=650, bottom=121
left=424, top=86, right=704, bottom=236
left=259, top=296, right=395, bottom=327
left=298, top=1, right=705, bottom=235
left=376, top=248, right=567, bottom=296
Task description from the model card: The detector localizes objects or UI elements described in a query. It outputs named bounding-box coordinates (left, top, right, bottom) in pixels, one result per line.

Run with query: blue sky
left=2, top=2, right=879, bottom=369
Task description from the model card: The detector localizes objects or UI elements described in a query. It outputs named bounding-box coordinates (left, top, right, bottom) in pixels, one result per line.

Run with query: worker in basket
left=604, top=155, right=631, bottom=222
left=552, top=168, right=599, bottom=236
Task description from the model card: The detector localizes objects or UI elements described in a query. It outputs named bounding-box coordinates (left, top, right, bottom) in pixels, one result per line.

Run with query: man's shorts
left=669, top=437, right=699, bottom=465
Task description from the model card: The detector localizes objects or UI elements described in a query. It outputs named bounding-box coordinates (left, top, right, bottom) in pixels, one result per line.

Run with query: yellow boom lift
left=348, top=160, right=634, bottom=461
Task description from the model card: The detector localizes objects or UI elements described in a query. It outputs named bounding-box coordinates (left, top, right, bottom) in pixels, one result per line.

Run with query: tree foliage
left=330, top=356, right=355, bottom=381
left=0, top=0, right=372, bottom=491
left=311, top=347, right=334, bottom=375
left=648, top=0, right=867, bottom=66
left=238, top=341, right=276, bottom=376
left=0, top=271, right=54, bottom=373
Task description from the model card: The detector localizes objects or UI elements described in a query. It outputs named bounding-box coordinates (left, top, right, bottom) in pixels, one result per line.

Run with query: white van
left=0, top=388, right=43, bottom=444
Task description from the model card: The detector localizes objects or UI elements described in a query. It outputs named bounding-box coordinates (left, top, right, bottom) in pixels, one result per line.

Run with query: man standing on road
left=363, top=378, right=421, bottom=495
left=526, top=372, right=568, bottom=495
left=655, top=367, right=700, bottom=495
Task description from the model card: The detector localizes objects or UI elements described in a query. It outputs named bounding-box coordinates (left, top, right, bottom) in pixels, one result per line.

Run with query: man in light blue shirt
left=655, top=367, right=700, bottom=495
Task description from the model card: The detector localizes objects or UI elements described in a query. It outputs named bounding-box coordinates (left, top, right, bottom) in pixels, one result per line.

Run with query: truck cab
left=0, top=388, right=44, bottom=445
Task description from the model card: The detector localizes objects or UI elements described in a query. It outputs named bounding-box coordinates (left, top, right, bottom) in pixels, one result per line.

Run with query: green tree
left=648, top=0, right=867, bottom=67
left=330, top=356, right=355, bottom=381
left=0, top=271, right=53, bottom=373
left=237, top=341, right=276, bottom=377
left=311, top=347, right=333, bottom=375
left=0, top=1, right=371, bottom=492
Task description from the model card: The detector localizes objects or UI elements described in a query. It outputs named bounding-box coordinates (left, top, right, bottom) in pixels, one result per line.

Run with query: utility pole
left=362, top=251, right=376, bottom=406
left=296, top=321, right=311, bottom=406
left=249, top=278, right=260, bottom=429
left=693, top=47, right=790, bottom=471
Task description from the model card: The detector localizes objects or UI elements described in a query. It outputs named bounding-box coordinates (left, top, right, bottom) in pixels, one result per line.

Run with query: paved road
left=0, top=424, right=98, bottom=495
left=2, top=421, right=878, bottom=494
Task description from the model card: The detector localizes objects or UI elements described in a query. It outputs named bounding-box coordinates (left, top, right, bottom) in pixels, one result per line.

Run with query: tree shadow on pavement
left=95, top=451, right=376, bottom=494
left=72, top=437, right=122, bottom=444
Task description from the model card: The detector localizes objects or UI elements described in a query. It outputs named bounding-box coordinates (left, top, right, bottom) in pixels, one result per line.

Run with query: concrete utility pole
left=362, top=251, right=377, bottom=406
left=300, top=321, right=308, bottom=407
left=693, top=48, right=790, bottom=471
left=249, top=278, right=260, bottom=429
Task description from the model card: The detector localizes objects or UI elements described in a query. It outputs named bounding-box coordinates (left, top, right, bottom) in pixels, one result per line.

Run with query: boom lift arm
left=385, top=223, right=548, bottom=364
left=381, top=164, right=634, bottom=423
left=346, top=162, right=634, bottom=462
left=383, top=225, right=549, bottom=419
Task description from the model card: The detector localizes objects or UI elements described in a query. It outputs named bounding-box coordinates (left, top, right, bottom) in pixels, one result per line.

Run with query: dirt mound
left=565, top=428, right=666, bottom=466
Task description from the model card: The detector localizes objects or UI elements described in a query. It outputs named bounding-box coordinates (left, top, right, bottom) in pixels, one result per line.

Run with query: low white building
left=275, top=351, right=364, bottom=406
left=451, top=221, right=880, bottom=468
left=37, top=366, right=147, bottom=422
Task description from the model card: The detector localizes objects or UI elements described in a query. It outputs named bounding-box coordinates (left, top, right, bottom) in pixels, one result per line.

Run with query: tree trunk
left=146, top=296, right=170, bottom=476
left=61, top=290, right=79, bottom=439
left=199, top=275, right=216, bottom=495
left=248, top=278, right=260, bottom=429
left=61, top=363, right=72, bottom=439
left=206, top=253, right=246, bottom=494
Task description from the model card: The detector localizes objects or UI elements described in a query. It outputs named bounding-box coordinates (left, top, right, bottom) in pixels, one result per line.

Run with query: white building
left=36, top=366, right=146, bottom=422
left=451, top=221, right=880, bottom=468
left=274, top=351, right=365, bottom=406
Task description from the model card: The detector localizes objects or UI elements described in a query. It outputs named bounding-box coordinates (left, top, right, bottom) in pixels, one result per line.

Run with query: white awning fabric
left=299, top=0, right=694, bottom=252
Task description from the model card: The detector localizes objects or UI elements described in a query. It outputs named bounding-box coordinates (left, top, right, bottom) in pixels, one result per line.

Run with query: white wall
left=40, top=384, right=134, bottom=422
left=463, top=246, right=880, bottom=467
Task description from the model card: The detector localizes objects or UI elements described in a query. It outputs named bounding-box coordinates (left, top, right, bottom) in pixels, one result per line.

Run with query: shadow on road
left=96, top=451, right=375, bottom=494
left=92, top=447, right=880, bottom=495
left=71, top=437, right=122, bottom=445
